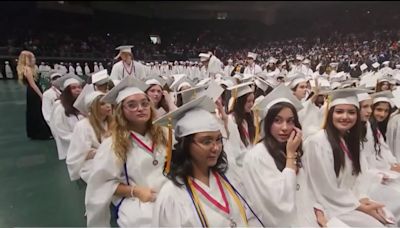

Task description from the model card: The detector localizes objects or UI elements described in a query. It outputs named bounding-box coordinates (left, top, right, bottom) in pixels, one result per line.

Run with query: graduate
left=152, top=95, right=263, bottom=227
left=242, top=84, right=323, bottom=226
left=85, top=76, right=169, bottom=227
left=227, top=82, right=256, bottom=151
left=145, top=76, right=177, bottom=118
left=110, top=45, right=146, bottom=81
left=358, top=92, right=400, bottom=226
left=387, top=105, right=400, bottom=161
left=90, top=69, right=110, bottom=93
left=41, top=70, right=62, bottom=125
left=244, top=52, right=262, bottom=75
left=303, top=88, right=388, bottom=226
left=50, top=74, right=84, bottom=160
left=66, top=85, right=112, bottom=182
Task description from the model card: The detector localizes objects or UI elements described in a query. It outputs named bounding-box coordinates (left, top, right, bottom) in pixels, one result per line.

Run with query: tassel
left=164, top=117, right=173, bottom=174
left=320, top=95, right=332, bottom=129
left=228, top=88, right=238, bottom=113
left=253, top=110, right=260, bottom=144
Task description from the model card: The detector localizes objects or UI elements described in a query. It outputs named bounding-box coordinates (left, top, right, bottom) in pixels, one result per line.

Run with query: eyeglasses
left=192, top=136, right=227, bottom=150
left=123, top=100, right=151, bottom=112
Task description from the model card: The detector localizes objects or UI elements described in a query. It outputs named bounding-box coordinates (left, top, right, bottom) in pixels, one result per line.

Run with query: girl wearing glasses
left=152, top=96, right=263, bottom=227
left=85, top=76, right=169, bottom=227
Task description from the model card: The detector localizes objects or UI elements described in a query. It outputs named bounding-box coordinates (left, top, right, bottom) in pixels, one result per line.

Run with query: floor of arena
left=0, top=80, right=86, bottom=227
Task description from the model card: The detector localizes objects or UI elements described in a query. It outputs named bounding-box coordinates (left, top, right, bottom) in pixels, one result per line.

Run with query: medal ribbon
left=130, top=132, right=155, bottom=154
left=339, top=139, right=352, bottom=161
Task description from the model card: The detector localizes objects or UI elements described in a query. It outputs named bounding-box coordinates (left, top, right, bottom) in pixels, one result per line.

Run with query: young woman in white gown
left=152, top=95, right=263, bottom=227
left=85, top=76, right=169, bottom=227
left=303, top=88, right=388, bottom=227
left=50, top=74, right=84, bottom=160
left=144, top=77, right=177, bottom=118
left=66, top=86, right=112, bottom=183
left=242, top=84, right=325, bottom=226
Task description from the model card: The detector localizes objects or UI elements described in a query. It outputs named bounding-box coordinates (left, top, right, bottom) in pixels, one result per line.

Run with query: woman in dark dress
left=17, top=50, right=52, bottom=140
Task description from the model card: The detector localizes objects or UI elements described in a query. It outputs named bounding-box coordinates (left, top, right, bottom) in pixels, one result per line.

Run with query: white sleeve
left=303, top=137, right=360, bottom=218
left=85, top=139, right=124, bottom=227
left=66, top=120, right=92, bottom=181
left=110, top=63, right=120, bottom=80
left=241, top=145, right=296, bottom=226
left=152, top=183, right=195, bottom=227
left=299, top=100, right=323, bottom=140
left=41, top=92, right=53, bottom=124
left=136, top=62, right=147, bottom=80
left=53, top=106, right=73, bottom=142
left=385, top=116, right=400, bottom=162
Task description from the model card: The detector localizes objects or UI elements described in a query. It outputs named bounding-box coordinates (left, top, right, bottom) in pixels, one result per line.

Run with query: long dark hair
left=145, top=84, right=172, bottom=112
left=325, top=107, right=362, bottom=177
left=166, top=134, right=228, bottom=187
left=263, top=102, right=303, bottom=171
left=231, top=93, right=255, bottom=147
left=370, top=101, right=391, bottom=142
left=60, top=86, right=80, bottom=117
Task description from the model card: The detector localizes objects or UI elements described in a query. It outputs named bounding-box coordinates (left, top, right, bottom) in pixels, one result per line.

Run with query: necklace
left=130, top=132, right=158, bottom=166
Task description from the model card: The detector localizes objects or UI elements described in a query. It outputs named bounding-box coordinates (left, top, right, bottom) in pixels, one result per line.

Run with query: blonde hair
left=111, top=96, right=167, bottom=162
left=88, top=95, right=113, bottom=143
left=17, top=50, right=38, bottom=84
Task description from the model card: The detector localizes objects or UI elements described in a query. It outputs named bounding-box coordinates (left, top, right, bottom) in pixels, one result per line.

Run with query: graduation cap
left=382, top=61, right=390, bottom=66
left=114, top=45, right=134, bottom=59
left=247, top=52, right=258, bottom=60
left=49, top=70, right=62, bottom=80
left=377, top=74, right=393, bottom=83
left=91, top=69, right=110, bottom=85
left=328, top=88, right=371, bottom=109
left=170, top=74, right=192, bottom=91
left=360, top=63, right=368, bottom=71
left=53, top=73, right=84, bottom=91
left=357, top=93, right=372, bottom=103
left=153, top=95, right=219, bottom=174
left=371, top=90, right=394, bottom=106
left=73, top=84, right=104, bottom=116
left=254, top=76, right=273, bottom=92
left=199, top=53, right=211, bottom=62
left=145, top=76, right=167, bottom=88
left=226, top=81, right=254, bottom=112
left=176, top=85, right=207, bottom=105
left=285, top=72, right=308, bottom=89
left=101, top=75, right=149, bottom=105
left=196, top=77, right=212, bottom=87
left=372, top=62, right=380, bottom=69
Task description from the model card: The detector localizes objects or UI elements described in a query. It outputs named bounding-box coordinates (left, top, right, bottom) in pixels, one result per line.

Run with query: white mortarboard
left=303, top=59, right=311, bottom=64
left=145, top=76, right=167, bottom=88
left=350, top=63, right=358, bottom=69
left=372, top=62, right=380, bottom=69
left=101, top=75, right=149, bottom=105
left=371, top=91, right=394, bottom=106
left=152, top=95, right=220, bottom=174
left=196, top=77, right=212, bottom=87
left=360, top=63, right=368, bottom=71
left=328, top=88, right=371, bottom=109
left=285, top=72, right=308, bottom=88
left=199, top=53, right=211, bottom=62
left=200, top=80, right=225, bottom=102
left=216, top=77, right=236, bottom=88
left=91, top=69, right=110, bottom=85
left=73, top=84, right=105, bottom=115
left=377, top=74, right=392, bottom=83
left=357, top=93, right=372, bottom=102
left=227, top=59, right=233, bottom=63
left=396, top=65, right=400, bottom=69
left=296, top=55, right=304, bottom=61
left=114, top=45, right=134, bottom=59
left=49, top=70, right=62, bottom=80
left=247, top=52, right=258, bottom=60
left=227, top=81, right=254, bottom=112
left=268, top=57, right=278, bottom=64
left=254, top=76, right=273, bottom=92
left=329, top=62, right=339, bottom=68
left=382, top=61, right=390, bottom=66
left=391, top=87, right=400, bottom=108
left=177, top=85, right=207, bottom=104
left=240, top=73, right=256, bottom=83
left=53, top=74, right=84, bottom=91
left=254, top=84, right=303, bottom=119
left=170, top=74, right=191, bottom=91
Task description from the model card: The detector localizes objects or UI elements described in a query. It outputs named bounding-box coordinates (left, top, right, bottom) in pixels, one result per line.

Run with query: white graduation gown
left=94, top=64, right=99, bottom=73
left=227, top=114, right=252, bottom=166
left=110, top=60, right=146, bottom=81
left=42, top=87, right=60, bottom=125
left=362, top=121, right=400, bottom=225
left=5, top=63, right=13, bottom=78
left=69, top=65, right=75, bottom=74
left=152, top=169, right=262, bottom=227
left=241, top=143, right=318, bottom=226
left=99, top=64, right=104, bottom=71
left=66, top=118, right=106, bottom=182
left=224, top=65, right=235, bottom=77
left=84, top=65, right=91, bottom=76
left=386, top=114, right=400, bottom=161
left=303, top=130, right=384, bottom=227
left=85, top=130, right=168, bottom=227
left=244, top=64, right=262, bottom=75
left=76, top=66, right=83, bottom=76
left=50, top=103, right=84, bottom=160
left=298, top=99, right=325, bottom=140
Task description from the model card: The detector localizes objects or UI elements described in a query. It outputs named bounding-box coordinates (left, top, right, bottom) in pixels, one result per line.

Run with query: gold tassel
left=164, top=116, right=173, bottom=174
left=320, top=95, right=331, bottom=129
left=228, top=88, right=238, bottom=113
left=253, top=110, right=260, bottom=144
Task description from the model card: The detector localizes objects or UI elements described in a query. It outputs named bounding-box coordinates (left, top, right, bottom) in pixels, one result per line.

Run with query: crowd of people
left=13, top=36, right=400, bottom=227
